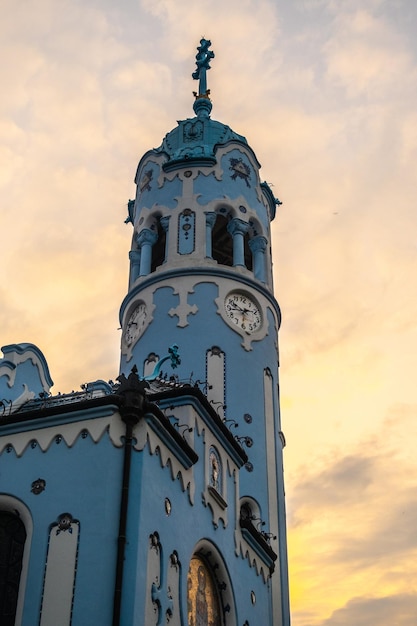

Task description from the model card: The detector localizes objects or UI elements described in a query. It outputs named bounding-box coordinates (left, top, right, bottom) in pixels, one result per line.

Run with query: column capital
left=129, top=250, right=141, bottom=262
left=160, top=216, right=170, bottom=232
left=227, top=217, right=249, bottom=237
left=249, top=235, right=268, bottom=254
left=136, top=228, right=158, bottom=247
left=205, top=211, right=217, bottom=228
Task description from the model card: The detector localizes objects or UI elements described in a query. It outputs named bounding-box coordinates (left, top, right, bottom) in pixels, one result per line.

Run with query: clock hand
left=229, top=302, right=245, bottom=312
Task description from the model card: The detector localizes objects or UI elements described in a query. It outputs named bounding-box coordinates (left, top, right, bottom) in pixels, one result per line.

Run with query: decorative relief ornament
left=229, top=157, right=251, bottom=187
left=183, top=120, right=203, bottom=142
left=139, top=169, right=153, bottom=193
left=31, top=478, right=46, bottom=494
left=56, top=513, right=74, bottom=534
left=165, top=498, right=172, bottom=516
left=209, top=447, right=222, bottom=493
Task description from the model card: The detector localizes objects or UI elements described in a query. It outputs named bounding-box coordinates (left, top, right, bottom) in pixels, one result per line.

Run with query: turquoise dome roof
left=157, top=97, right=248, bottom=171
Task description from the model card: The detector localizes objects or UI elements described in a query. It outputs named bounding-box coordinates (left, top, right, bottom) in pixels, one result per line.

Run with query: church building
left=0, top=40, right=290, bottom=626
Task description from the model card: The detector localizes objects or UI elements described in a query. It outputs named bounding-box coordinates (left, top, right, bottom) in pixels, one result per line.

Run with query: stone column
left=249, top=235, right=268, bottom=282
left=128, top=250, right=141, bottom=287
left=136, top=229, right=158, bottom=276
left=160, top=216, right=170, bottom=264
left=227, top=218, right=249, bottom=267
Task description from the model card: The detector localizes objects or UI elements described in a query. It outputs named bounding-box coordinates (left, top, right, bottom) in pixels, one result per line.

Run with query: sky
left=1, top=0, right=417, bottom=624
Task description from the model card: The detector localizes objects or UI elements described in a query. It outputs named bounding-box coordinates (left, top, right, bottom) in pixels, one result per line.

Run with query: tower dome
left=157, top=108, right=247, bottom=171
left=123, top=39, right=280, bottom=301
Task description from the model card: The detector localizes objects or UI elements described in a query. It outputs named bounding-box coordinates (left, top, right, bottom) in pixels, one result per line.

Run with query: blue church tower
left=0, top=40, right=290, bottom=626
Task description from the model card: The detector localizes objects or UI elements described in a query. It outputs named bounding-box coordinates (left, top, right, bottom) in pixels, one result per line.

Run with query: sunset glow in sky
left=1, top=1, right=417, bottom=624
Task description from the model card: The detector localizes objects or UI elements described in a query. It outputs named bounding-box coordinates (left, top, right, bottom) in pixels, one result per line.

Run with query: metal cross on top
left=192, top=38, right=215, bottom=97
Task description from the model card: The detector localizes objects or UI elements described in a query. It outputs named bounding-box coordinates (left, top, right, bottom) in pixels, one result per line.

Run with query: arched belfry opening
left=212, top=213, right=233, bottom=267
left=151, top=217, right=167, bottom=273
left=211, top=212, right=253, bottom=271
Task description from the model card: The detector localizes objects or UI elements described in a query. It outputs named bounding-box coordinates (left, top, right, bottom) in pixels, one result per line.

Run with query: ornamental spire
left=192, top=38, right=214, bottom=118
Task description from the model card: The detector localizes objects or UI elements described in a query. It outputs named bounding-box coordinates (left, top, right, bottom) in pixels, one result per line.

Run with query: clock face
left=224, top=292, right=262, bottom=334
left=124, top=302, right=148, bottom=347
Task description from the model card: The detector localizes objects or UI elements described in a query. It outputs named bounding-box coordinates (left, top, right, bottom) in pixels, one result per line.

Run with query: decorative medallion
left=31, top=478, right=46, bottom=495
left=170, top=551, right=179, bottom=569
left=183, top=120, right=203, bottom=143
left=56, top=513, right=74, bottom=534
left=209, top=345, right=222, bottom=357
left=229, top=157, right=251, bottom=187
left=150, top=532, right=160, bottom=551
left=165, top=498, right=172, bottom=516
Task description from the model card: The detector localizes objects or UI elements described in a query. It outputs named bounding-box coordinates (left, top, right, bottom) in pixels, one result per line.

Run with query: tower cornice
left=119, top=266, right=281, bottom=326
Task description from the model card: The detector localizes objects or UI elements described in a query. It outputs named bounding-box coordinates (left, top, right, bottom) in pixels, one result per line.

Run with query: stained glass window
left=187, top=555, right=221, bottom=626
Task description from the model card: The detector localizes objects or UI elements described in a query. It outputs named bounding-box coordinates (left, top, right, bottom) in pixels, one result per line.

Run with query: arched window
left=0, top=511, right=26, bottom=626
left=187, top=543, right=236, bottom=626
left=187, top=555, right=222, bottom=626
left=239, top=497, right=261, bottom=530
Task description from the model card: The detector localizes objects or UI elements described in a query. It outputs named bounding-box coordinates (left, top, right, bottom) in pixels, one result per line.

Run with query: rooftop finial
left=192, top=38, right=214, bottom=117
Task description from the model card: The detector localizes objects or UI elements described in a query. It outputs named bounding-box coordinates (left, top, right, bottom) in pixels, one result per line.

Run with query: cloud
left=291, top=454, right=375, bottom=515
left=287, top=409, right=417, bottom=624
left=323, top=9, right=415, bottom=99
left=1, top=4, right=417, bottom=624
left=319, top=594, right=417, bottom=626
